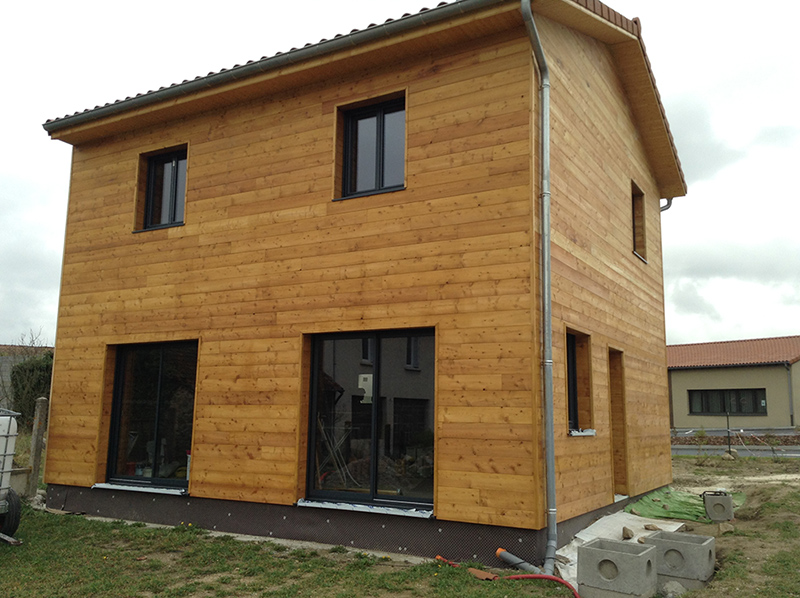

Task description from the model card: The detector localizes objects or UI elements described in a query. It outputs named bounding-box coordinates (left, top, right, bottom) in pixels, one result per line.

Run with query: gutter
left=520, top=0, right=557, bottom=576
left=43, top=0, right=509, bottom=135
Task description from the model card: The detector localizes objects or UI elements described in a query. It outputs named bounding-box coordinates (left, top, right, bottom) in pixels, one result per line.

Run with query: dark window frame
left=141, top=146, right=188, bottom=230
left=339, top=98, right=406, bottom=200
left=631, top=181, right=647, bottom=262
left=307, top=328, right=434, bottom=508
left=566, top=329, right=593, bottom=433
left=688, top=388, right=767, bottom=416
left=106, top=340, right=198, bottom=489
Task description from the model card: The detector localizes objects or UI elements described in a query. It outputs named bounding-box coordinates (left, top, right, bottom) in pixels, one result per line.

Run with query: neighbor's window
left=688, top=389, right=767, bottom=415
left=107, top=340, right=198, bottom=487
left=340, top=98, right=405, bottom=198
left=405, top=336, right=420, bottom=370
left=139, top=146, right=188, bottom=230
left=632, top=181, right=646, bottom=261
left=566, top=329, right=593, bottom=432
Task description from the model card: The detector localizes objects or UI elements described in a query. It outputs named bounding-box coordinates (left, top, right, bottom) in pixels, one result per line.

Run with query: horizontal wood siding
left=46, top=29, right=539, bottom=529
left=538, top=16, right=671, bottom=521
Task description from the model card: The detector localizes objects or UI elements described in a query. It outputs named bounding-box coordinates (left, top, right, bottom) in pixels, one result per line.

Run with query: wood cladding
left=46, top=12, right=673, bottom=531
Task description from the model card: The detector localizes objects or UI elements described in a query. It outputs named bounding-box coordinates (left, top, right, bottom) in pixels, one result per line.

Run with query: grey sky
left=1, top=0, right=798, bottom=346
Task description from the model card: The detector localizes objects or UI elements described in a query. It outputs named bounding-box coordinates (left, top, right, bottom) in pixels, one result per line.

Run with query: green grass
left=3, top=505, right=573, bottom=597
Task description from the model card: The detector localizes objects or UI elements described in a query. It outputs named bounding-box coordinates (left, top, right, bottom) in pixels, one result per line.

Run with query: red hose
left=503, top=574, right=581, bottom=598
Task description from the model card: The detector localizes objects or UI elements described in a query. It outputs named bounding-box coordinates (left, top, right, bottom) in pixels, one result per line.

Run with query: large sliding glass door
left=308, top=329, right=434, bottom=506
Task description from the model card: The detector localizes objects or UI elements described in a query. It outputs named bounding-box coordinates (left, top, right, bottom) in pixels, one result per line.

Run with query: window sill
left=134, top=222, right=185, bottom=233
left=334, top=186, right=406, bottom=202
left=92, top=483, right=187, bottom=496
left=297, top=499, right=432, bottom=519
left=568, top=429, right=597, bottom=437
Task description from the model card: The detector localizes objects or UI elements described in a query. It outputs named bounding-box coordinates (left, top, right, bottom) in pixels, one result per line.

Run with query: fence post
left=26, top=396, right=49, bottom=497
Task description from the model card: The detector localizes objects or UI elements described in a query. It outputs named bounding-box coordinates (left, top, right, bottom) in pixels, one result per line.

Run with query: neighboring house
left=668, top=336, right=800, bottom=432
left=42, top=0, right=685, bottom=563
left=0, top=344, right=53, bottom=410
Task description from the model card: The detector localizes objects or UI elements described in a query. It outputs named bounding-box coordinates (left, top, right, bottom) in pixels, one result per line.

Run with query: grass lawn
left=3, top=456, right=800, bottom=597
left=2, top=504, right=573, bottom=598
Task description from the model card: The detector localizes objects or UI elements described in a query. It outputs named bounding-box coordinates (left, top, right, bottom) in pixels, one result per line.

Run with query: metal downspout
left=520, top=0, right=557, bottom=575
left=660, top=198, right=674, bottom=212
left=786, top=363, right=795, bottom=428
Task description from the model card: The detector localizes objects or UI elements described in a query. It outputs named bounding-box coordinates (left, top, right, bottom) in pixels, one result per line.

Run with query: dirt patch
left=669, top=457, right=800, bottom=597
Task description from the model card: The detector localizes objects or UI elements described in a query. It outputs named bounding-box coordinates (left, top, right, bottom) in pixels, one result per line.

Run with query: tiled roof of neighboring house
left=668, top=336, right=800, bottom=369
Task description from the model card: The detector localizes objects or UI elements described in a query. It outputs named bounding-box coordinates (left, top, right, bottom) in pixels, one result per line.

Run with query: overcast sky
left=1, top=0, right=798, bottom=347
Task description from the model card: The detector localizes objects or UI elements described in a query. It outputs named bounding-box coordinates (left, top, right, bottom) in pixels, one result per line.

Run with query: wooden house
left=669, top=336, right=800, bottom=432
left=43, top=0, right=685, bottom=564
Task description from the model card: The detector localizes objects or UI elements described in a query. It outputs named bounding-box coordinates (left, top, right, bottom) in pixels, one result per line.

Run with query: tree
left=0, top=330, right=52, bottom=428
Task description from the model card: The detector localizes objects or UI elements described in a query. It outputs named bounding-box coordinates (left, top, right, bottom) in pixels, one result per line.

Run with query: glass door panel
left=309, top=330, right=434, bottom=505
left=311, top=338, right=374, bottom=494
left=376, top=336, right=434, bottom=502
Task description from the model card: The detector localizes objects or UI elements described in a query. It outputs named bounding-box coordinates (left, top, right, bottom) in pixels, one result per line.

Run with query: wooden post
left=26, top=397, right=48, bottom=498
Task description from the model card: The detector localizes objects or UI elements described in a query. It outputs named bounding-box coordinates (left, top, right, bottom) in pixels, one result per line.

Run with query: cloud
left=664, top=240, right=800, bottom=288
left=666, top=97, right=746, bottom=185
left=0, top=175, right=63, bottom=344
left=751, top=126, right=800, bottom=149
left=668, top=280, right=721, bottom=320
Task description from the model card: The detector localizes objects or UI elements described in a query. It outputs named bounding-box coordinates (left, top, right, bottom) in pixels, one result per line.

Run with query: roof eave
left=43, top=0, right=512, bottom=140
left=42, top=0, right=686, bottom=196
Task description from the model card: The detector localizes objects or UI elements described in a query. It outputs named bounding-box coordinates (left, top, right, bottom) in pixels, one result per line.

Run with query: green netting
left=624, top=487, right=745, bottom=523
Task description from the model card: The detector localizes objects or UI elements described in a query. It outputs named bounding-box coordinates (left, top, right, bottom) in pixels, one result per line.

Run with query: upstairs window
left=139, top=146, right=187, bottom=230
left=631, top=181, right=646, bottom=261
left=340, top=98, right=405, bottom=198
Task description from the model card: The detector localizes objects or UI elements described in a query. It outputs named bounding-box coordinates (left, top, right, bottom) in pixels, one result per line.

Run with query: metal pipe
left=660, top=198, right=673, bottom=212
left=787, top=363, right=795, bottom=428
left=520, top=0, right=557, bottom=575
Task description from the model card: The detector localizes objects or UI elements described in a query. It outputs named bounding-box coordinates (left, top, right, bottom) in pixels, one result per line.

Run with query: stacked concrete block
left=642, top=531, right=715, bottom=590
left=703, top=491, right=734, bottom=521
left=577, top=538, right=658, bottom=598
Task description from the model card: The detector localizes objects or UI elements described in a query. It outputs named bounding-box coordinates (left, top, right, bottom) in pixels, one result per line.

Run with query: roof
left=668, top=336, right=800, bottom=369
left=42, top=0, right=686, bottom=197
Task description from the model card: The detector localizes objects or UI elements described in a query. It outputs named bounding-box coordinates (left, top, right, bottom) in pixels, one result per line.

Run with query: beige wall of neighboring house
left=668, top=335, right=800, bottom=431
left=670, top=364, right=794, bottom=430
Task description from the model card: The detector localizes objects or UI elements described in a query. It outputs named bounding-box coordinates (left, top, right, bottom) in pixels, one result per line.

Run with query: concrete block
left=642, top=531, right=715, bottom=590
left=578, top=538, right=658, bottom=598
left=703, top=492, right=734, bottom=522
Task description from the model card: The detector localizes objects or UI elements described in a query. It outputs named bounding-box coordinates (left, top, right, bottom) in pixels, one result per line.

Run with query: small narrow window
left=566, top=329, right=593, bottom=432
left=361, top=337, right=374, bottom=365
left=340, top=98, right=405, bottom=198
left=631, top=181, right=646, bottom=261
left=405, top=336, right=420, bottom=370
left=139, top=146, right=188, bottom=230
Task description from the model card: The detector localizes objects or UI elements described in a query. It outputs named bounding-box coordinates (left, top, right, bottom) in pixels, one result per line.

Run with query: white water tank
left=0, top=409, right=19, bottom=497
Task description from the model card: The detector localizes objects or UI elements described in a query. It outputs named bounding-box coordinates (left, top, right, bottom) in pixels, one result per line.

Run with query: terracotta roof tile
left=668, top=336, right=800, bottom=369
